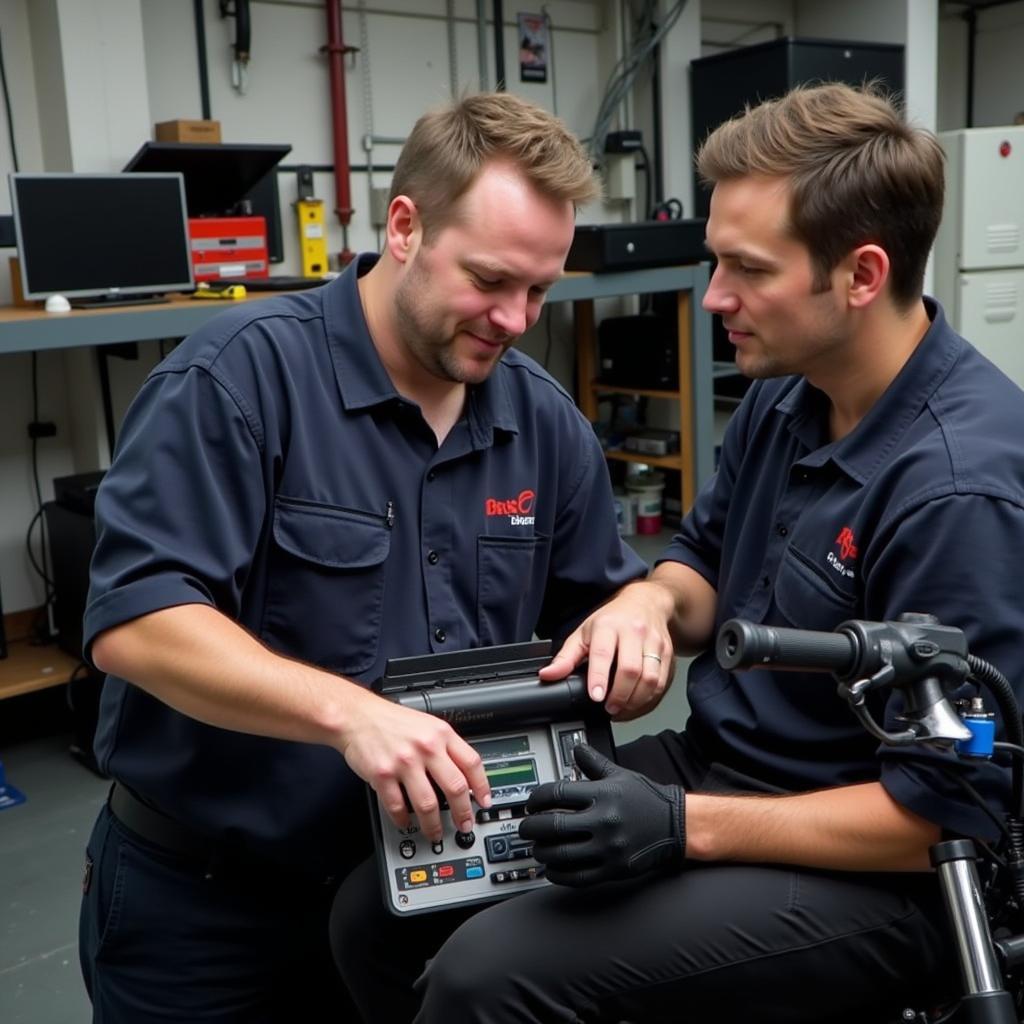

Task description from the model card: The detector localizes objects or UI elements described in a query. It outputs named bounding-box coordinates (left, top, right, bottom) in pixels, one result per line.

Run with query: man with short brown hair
left=410, top=82, right=1024, bottom=1024
left=78, top=91, right=651, bottom=1023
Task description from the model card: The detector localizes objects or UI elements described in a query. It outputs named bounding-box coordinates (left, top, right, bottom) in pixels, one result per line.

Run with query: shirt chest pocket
left=774, top=545, right=858, bottom=633
left=262, top=498, right=391, bottom=676
left=477, top=534, right=551, bottom=646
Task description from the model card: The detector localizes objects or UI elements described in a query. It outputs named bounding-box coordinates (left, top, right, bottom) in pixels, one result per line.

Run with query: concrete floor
left=0, top=688, right=108, bottom=1024
left=0, top=528, right=689, bottom=1023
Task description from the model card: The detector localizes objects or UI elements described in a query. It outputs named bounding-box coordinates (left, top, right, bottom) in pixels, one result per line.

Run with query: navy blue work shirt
left=661, top=299, right=1024, bottom=839
left=84, top=253, right=646, bottom=877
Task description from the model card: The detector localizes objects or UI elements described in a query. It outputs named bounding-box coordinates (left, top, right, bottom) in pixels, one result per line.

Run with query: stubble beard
left=394, top=266, right=507, bottom=386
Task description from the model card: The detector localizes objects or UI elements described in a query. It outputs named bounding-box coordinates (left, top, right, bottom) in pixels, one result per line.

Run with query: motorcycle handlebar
left=716, top=618, right=858, bottom=676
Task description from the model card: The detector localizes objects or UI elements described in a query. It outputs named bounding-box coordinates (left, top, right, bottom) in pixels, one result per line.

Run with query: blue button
left=466, top=866, right=484, bottom=879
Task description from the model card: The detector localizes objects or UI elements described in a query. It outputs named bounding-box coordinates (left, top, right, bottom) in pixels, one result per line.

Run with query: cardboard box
left=154, top=119, right=222, bottom=144
left=8, top=255, right=31, bottom=307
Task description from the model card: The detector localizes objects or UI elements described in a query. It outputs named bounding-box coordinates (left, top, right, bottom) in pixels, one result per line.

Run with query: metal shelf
left=569, top=263, right=712, bottom=510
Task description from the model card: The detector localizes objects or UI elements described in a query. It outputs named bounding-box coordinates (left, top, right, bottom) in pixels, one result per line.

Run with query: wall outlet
left=370, top=186, right=391, bottom=228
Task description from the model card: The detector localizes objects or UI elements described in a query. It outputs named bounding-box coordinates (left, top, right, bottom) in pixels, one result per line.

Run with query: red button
left=1000, top=140, right=1012, bottom=158
left=438, top=864, right=455, bottom=878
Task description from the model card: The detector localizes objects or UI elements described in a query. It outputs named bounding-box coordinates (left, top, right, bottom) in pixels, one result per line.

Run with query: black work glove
left=518, top=744, right=686, bottom=888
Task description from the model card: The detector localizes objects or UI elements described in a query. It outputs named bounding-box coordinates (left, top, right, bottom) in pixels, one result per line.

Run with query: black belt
left=108, top=782, right=216, bottom=861
left=107, top=783, right=344, bottom=887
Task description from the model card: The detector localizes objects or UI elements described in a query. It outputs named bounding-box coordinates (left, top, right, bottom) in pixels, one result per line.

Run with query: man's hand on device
left=538, top=580, right=675, bottom=719
left=519, top=744, right=686, bottom=886
left=339, top=689, right=492, bottom=842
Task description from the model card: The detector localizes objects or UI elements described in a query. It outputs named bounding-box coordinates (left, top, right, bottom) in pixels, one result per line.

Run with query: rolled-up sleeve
left=656, top=383, right=759, bottom=588
left=84, top=363, right=266, bottom=664
left=868, top=493, right=1024, bottom=839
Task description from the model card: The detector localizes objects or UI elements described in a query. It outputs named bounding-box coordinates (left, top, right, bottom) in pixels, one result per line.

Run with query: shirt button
left=434, top=627, right=447, bottom=643
left=427, top=550, right=439, bottom=565
left=426, top=470, right=437, bottom=482
left=761, top=575, right=771, bottom=589
left=777, top=524, right=788, bottom=537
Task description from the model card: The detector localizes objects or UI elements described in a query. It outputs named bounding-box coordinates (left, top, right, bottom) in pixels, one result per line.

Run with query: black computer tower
left=45, top=471, right=105, bottom=660
left=0, top=571, right=6, bottom=660
left=598, top=313, right=679, bottom=390
left=691, top=37, right=905, bottom=218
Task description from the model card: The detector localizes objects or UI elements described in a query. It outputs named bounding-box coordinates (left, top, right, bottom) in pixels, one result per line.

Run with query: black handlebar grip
left=716, top=619, right=857, bottom=676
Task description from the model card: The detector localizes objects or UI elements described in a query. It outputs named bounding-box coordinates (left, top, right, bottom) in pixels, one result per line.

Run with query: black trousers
left=80, top=803, right=367, bottom=1023
left=330, top=730, right=957, bottom=1024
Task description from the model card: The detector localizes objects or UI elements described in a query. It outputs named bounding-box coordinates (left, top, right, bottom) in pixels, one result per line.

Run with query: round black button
left=777, top=525, right=788, bottom=537
left=454, top=830, right=476, bottom=849
left=434, top=627, right=447, bottom=643
left=426, top=470, right=436, bottom=482
left=427, top=550, right=439, bottom=565
left=761, top=576, right=771, bottom=588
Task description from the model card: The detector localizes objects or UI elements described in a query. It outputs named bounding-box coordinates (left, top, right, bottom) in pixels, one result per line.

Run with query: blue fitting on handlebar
left=955, top=713, right=996, bottom=758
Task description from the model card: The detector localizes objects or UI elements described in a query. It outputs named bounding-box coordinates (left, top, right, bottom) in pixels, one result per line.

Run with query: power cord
left=652, top=197, right=683, bottom=221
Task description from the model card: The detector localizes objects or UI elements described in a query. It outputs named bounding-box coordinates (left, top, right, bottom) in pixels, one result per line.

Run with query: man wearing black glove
left=520, top=744, right=685, bottom=886
left=411, top=82, right=1024, bottom=1024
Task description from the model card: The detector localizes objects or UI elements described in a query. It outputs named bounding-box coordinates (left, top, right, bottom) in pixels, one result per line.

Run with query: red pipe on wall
left=325, top=0, right=354, bottom=265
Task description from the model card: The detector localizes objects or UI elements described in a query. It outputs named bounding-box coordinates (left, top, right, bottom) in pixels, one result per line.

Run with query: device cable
left=588, top=0, right=687, bottom=164
left=27, top=353, right=55, bottom=641
left=0, top=26, right=19, bottom=172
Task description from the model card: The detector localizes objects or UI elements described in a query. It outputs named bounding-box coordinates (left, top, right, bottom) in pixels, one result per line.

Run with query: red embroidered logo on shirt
left=835, top=527, right=858, bottom=561
left=485, top=489, right=536, bottom=525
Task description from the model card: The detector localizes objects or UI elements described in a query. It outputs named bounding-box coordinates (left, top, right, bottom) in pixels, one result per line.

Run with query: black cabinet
left=691, top=37, right=905, bottom=218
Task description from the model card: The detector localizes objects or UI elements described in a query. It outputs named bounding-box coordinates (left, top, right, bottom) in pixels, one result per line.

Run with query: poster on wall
left=517, top=13, right=549, bottom=84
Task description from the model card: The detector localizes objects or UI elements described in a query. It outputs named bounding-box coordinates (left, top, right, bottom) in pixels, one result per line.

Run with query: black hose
left=968, top=654, right=1024, bottom=748
left=235, top=0, right=251, bottom=62
left=193, top=0, right=212, bottom=120
left=0, top=27, right=19, bottom=171
left=969, top=653, right=1024, bottom=821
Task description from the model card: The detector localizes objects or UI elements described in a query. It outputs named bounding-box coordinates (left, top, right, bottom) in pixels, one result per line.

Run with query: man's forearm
left=91, top=603, right=493, bottom=839
left=647, top=560, right=718, bottom=653
left=685, top=781, right=941, bottom=872
left=91, top=603, right=358, bottom=747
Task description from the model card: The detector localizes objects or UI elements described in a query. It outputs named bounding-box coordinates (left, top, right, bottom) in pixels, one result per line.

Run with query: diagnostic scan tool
left=369, top=641, right=614, bottom=916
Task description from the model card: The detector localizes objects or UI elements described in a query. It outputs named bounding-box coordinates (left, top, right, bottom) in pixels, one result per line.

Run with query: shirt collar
left=321, top=251, right=519, bottom=444
left=322, top=252, right=399, bottom=410
left=775, top=298, right=963, bottom=483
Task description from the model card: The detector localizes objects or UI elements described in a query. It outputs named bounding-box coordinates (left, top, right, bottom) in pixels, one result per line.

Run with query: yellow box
left=154, top=119, right=222, bottom=144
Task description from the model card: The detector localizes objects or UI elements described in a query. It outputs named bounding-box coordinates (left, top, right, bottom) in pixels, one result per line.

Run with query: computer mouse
left=44, top=294, right=71, bottom=313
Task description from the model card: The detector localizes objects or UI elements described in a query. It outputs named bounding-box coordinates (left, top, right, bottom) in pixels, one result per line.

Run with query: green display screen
left=484, top=758, right=538, bottom=787
left=472, top=735, right=530, bottom=760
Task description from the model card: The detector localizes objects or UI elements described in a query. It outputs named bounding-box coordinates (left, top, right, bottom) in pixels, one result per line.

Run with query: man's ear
left=385, top=195, right=420, bottom=265
left=846, top=244, right=890, bottom=309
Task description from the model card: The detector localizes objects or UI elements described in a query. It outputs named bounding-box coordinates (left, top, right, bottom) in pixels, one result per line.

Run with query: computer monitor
left=9, top=172, right=195, bottom=302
